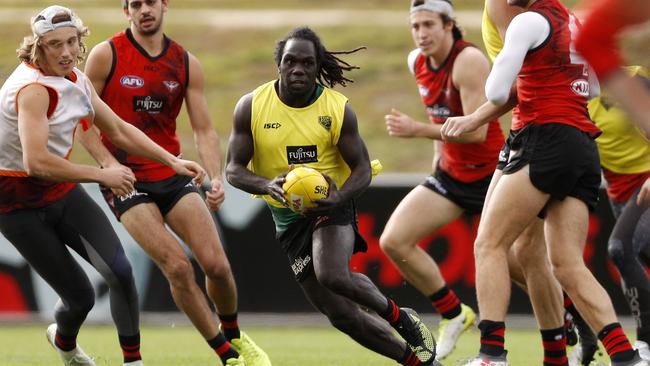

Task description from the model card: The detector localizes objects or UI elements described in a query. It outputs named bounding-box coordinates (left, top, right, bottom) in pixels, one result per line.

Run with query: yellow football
left=282, top=167, right=329, bottom=213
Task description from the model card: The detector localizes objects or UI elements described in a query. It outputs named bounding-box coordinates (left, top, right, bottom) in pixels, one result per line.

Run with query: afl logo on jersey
left=570, top=79, right=590, bottom=97
left=120, top=75, right=144, bottom=89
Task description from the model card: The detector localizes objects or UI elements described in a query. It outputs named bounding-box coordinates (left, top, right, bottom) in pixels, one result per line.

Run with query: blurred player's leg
left=608, top=191, right=650, bottom=362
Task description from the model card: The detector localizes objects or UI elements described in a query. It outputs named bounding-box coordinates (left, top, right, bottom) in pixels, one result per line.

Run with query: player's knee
left=316, top=270, right=349, bottom=295
left=514, top=245, right=548, bottom=272
left=379, top=232, right=407, bottom=259
left=473, top=237, right=494, bottom=261
left=550, top=262, right=578, bottom=291
left=607, top=238, right=626, bottom=268
left=70, top=290, right=95, bottom=316
left=102, top=253, right=136, bottom=291
left=202, top=259, right=233, bottom=283
left=163, top=259, right=195, bottom=285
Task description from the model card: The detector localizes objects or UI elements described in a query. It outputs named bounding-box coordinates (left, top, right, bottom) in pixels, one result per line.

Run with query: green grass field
left=0, top=324, right=613, bottom=365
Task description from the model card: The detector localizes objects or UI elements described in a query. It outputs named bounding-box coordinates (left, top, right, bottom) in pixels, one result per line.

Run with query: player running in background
left=590, top=66, right=650, bottom=362
left=444, top=0, right=645, bottom=365
left=77, top=1, right=270, bottom=365
left=0, top=5, right=205, bottom=366
left=575, top=0, right=650, bottom=135
left=226, top=26, right=437, bottom=366
left=378, top=0, right=502, bottom=359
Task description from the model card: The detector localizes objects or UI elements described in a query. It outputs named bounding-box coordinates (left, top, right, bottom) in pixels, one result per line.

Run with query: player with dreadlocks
left=226, top=26, right=438, bottom=366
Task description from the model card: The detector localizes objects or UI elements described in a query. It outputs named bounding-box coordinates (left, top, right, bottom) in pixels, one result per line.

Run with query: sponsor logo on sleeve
left=286, top=145, right=318, bottom=164
left=120, top=75, right=144, bottom=89
left=133, top=96, right=165, bottom=113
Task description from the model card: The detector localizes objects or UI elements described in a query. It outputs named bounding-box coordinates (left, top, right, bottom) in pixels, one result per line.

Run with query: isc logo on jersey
left=120, top=75, right=144, bottom=89
left=571, top=79, right=590, bottom=97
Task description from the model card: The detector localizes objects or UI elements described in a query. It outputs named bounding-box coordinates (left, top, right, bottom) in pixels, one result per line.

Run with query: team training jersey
left=408, top=40, right=504, bottom=183
left=250, top=80, right=351, bottom=208
left=100, top=29, right=188, bottom=182
left=0, top=63, right=94, bottom=213
left=513, top=0, right=599, bottom=136
left=481, top=1, right=502, bottom=63
left=590, top=67, right=650, bottom=202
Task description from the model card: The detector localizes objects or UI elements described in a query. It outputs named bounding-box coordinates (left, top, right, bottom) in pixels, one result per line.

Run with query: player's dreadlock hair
left=274, top=27, right=365, bottom=88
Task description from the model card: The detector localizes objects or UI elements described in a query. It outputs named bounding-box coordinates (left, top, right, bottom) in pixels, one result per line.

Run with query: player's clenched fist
left=385, top=108, right=418, bottom=138
left=100, top=165, right=135, bottom=197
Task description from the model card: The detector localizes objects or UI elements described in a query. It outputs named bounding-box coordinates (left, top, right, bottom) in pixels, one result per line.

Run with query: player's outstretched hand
left=305, top=174, right=341, bottom=216
left=205, top=177, right=225, bottom=211
left=172, top=158, right=206, bottom=185
left=637, top=178, right=650, bottom=206
left=100, top=165, right=135, bottom=197
left=385, top=108, right=418, bottom=138
left=441, top=114, right=480, bottom=140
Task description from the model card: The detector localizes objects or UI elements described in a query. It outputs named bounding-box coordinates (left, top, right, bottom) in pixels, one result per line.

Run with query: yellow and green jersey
left=250, top=80, right=351, bottom=224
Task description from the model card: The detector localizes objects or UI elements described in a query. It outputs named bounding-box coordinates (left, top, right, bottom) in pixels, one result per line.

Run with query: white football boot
left=46, top=323, right=96, bottom=366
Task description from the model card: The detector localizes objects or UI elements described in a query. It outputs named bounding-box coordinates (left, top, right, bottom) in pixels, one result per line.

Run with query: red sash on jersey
left=513, top=0, right=600, bottom=137
left=412, top=40, right=504, bottom=183
left=100, top=29, right=188, bottom=182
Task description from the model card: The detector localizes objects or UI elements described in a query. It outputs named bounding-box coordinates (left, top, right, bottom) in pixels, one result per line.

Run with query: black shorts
left=102, top=174, right=198, bottom=219
left=501, top=123, right=601, bottom=211
left=496, top=138, right=510, bottom=171
left=421, top=169, right=492, bottom=215
left=276, top=201, right=368, bottom=282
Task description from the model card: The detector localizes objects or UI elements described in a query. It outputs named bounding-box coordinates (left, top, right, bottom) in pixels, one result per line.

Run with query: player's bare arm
left=225, top=93, right=288, bottom=206
left=309, top=103, right=371, bottom=214
left=78, top=40, right=128, bottom=185
left=17, top=84, right=135, bottom=193
left=443, top=46, right=492, bottom=143
left=441, top=90, right=516, bottom=139
left=385, top=107, right=443, bottom=139
left=84, top=40, right=113, bottom=95
left=185, top=51, right=225, bottom=210
left=487, top=0, right=523, bottom=38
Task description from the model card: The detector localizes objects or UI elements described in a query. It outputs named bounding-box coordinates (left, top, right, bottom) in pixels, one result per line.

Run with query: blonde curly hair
left=16, top=8, right=89, bottom=68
